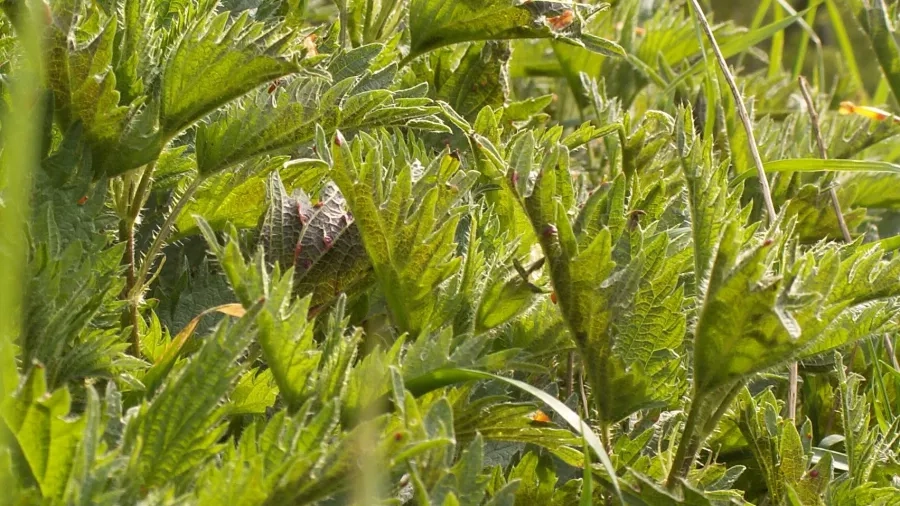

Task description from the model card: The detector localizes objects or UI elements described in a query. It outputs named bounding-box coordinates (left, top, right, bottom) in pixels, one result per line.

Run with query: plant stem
left=338, top=0, right=348, bottom=48
left=788, top=362, right=798, bottom=422
left=124, top=220, right=140, bottom=356
left=601, top=421, right=612, bottom=453
left=129, top=162, right=156, bottom=224
left=578, top=365, right=590, bottom=419
left=0, top=0, right=43, bottom=387
left=666, top=394, right=704, bottom=489
left=667, top=381, right=744, bottom=489
left=797, top=76, right=852, bottom=243
left=131, top=176, right=204, bottom=301
left=699, top=381, right=744, bottom=438
left=121, top=162, right=156, bottom=357
left=688, top=0, right=778, bottom=225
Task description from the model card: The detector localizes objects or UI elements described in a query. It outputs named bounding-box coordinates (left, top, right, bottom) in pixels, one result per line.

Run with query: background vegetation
left=3, top=0, right=900, bottom=504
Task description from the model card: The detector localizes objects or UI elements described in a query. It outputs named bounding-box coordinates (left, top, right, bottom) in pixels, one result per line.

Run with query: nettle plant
left=4, top=0, right=900, bottom=504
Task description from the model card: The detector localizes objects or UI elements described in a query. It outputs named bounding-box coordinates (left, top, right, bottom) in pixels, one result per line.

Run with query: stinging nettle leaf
left=160, top=11, right=300, bottom=135
left=259, top=171, right=373, bottom=310
left=406, top=0, right=622, bottom=62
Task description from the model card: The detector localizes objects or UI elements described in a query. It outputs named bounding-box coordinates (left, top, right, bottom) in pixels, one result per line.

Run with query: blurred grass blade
left=580, top=429, right=594, bottom=506
left=666, top=4, right=817, bottom=92
left=826, top=0, right=869, bottom=98
left=1, top=2, right=44, bottom=495
left=835, top=0, right=900, bottom=104
left=768, top=1, right=784, bottom=78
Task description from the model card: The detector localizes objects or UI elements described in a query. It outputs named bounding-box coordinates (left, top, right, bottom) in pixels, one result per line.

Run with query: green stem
left=338, top=0, right=348, bottom=48
left=131, top=176, right=204, bottom=301
left=398, top=53, right=415, bottom=68
left=668, top=381, right=744, bottom=489
left=128, top=162, right=156, bottom=224
left=362, top=0, right=374, bottom=43
left=666, top=393, right=705, bottom=489
left=124, top=220, right=140, bottom=356
left=121, top=161, right=156, bottom=356
left=600, top=421, right=612, bottom=453
left=697, top=381, right=744, bottom=446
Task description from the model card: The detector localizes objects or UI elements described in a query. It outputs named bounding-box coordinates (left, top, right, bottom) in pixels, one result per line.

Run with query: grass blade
left=404, top=367, right=623, bottom=503
left=732, top=158, right=900, bottom=185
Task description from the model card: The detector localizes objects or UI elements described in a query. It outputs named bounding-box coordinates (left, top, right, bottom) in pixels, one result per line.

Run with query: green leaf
left=331, top=133, right=472, bottom=334
left=406, top=0, right=622, bottom=62
left=800, top=301, right=899, bottom=359
left=732, top=158, right=900, bottom=185
left=782, top=184, right=866, bottom=243
left=175, top=157, right=327, bottom=237
left=678, top=112, right=743, bottom=295
left=576, top=32, right=626, bottom=58
left=328, top=43, right=384, bottom=82
left=692, top=221, right=786, bottom=395
left=43, top=6, right=157, bottom=177
left=259, top=172, right=373, bottom=310
left=737, top=388, right=785, bottom=502
left=229, top=368, right=278, bottom=415
left=330, top=132, right=392, bottom=270
left=503, top=94, right=554, bottom=122
left=23, top=233, right=127, bottom=390
left=562, top=121, right=619, bottom=150
left=509, top=452, right=556, bottom=503
left=160, top=11, right=299, bottom=135
left=407, top=41, right=509, bottom=121
left=780, top=421, right=807, bottom=486
left=255, top=290, right=322, bottom=413
left=126, top=301, right=263, bottom=488
left=196, top=73, right=446, bottom=176
left=475, top=273, right=539, bottom=333
left=1, top=370, right=85, bottom=500
left=142, top=303, right=247, bottom=396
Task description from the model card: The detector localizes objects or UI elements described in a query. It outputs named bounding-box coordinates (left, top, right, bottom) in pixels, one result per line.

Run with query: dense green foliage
left=3, top=0, right=900, bottom=504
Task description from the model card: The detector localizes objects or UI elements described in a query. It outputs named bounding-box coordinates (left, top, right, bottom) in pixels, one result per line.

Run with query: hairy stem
left=666, top=394, right=705, bottom=489
left=121, top=162, right=156, bottom=357
left=124, top=220, right=139, bottom=355
left=131, top=176, right=204, bottom=301
left=688, top=0, right=778, bottom=224
left=798, top=76, right=852, bottom=243
left=129, top=163, right=156, bottom=225
left=687, top=383, right=744, bottom=476
left=578, top=364, right=590, bottom=419
left=667, top=381, right=744, bottom=489
left=700, top=381, right=744, bottom=438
